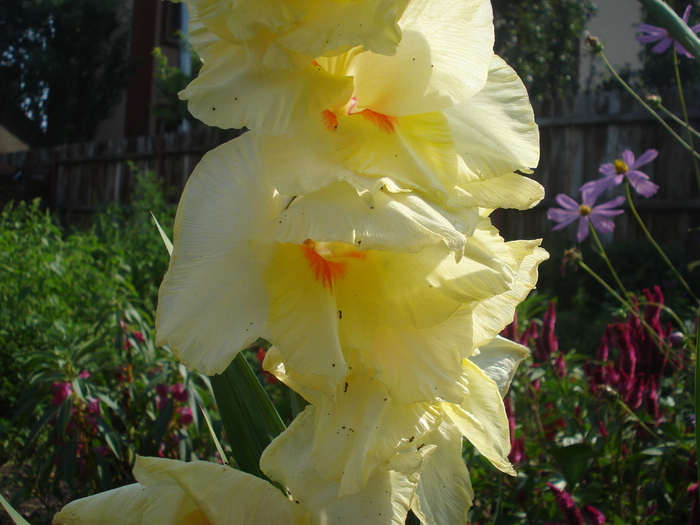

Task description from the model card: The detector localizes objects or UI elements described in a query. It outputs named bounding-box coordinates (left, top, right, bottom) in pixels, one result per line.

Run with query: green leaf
left=151, top=212, right=173, bottom=256
left=0, top=493, right=31, bottom=525
left=210, top=352, right=286, bottom=480
left=199, top=403, right=229, bottom=465
left=550, top=443, right=596, bottom=488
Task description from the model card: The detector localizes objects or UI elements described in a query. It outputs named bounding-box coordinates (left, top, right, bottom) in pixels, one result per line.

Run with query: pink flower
left=546, top=483, right=585, bottom=525
left=547, top=193, right=626, bottom=242
left=78, top=371, right=90, bottom=380
left=582, top=504, right=606, bottom=525
left=534, top=301, right=559, bottom=362
left=51, top=382, right=72, bottom=406
left=171, top=383, right=189, bottom=403
left=177, top=406, right=194, bottom=426
left=637, top=5, right=700, bottom=58
left=582, top=149, right=659, bottom=199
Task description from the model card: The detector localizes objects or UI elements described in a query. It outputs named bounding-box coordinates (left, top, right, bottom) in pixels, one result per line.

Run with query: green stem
left=672, top=47, right=700, bottom=195
left=657, top=104, right=700, bottom=140
left=588, top=225, right=633, bottom=305
left=578, top=260, right=631, bottom=310
left=616, top=396, right=662, bottom=442
left=637, top=300, right=688, bottom=333
left=624, top=182, right=699, bottom=304
left=598, top=51, right=700, bottom=162
left=578, top=260, right=674, bottom=356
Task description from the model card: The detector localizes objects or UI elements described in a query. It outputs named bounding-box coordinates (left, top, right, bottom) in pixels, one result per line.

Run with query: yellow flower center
left=579, top=204, right=592, bottom=216
left=614, top=159, right=629, bottom=174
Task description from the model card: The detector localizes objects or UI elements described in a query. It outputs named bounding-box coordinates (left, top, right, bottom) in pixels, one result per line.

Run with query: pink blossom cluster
left=584, top=287, right=672, bottom=422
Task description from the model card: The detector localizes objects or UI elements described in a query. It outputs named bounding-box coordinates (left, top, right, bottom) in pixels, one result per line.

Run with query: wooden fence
left=1, top=90, right=699, bottom=257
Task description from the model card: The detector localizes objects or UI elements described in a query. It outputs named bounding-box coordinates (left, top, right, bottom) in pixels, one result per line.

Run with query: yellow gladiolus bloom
left=258, top=54, right=542, bottom=211
left=264, top=337, right=530, bottom=524
left=180, top=0, right=493, bottom=133
left=186, top=0, right=410, bottom=57
left=156, top=133, right=537, bottom=403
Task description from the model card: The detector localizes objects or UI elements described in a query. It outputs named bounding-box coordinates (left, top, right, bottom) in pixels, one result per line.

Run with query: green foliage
left=493, top=0, right=596, bottom=97
left=152, top=44, right=202, bottom=132
left=0, top=0, right=132, bottom=146
left=0, top=175, right=220, bottom=523
left=467, top=296, right=697, bottom=524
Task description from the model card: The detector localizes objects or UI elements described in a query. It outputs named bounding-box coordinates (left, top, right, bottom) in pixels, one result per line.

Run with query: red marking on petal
left=321, top=109, right=338, bottom=131
left=302, top=244, right=348, bottom=290
left=358, top=109, right=398, bottom=133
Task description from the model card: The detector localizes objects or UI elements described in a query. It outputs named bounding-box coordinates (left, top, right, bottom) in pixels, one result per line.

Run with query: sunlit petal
left=349, top=0, right=494, bottom=115
left=411, top=420, right=474, bottom=525
left=156, top=135, right=276, bottom=375
left=444, top=359, right=514, bottom=474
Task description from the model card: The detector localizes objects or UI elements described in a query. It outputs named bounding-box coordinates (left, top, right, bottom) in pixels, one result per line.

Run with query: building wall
left=579, top=0, right=645, bottom=90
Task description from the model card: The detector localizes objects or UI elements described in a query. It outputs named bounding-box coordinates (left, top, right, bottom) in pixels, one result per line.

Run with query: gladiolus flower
left=181, top=0, right=495, bottom=134
left=257, top=55, right=543, bottom=211
left=264, top=335, right=529, bottom=510
left=157, top=133, right=547, bottom=405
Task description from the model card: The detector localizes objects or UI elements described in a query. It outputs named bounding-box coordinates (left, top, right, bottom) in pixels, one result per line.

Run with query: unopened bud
left=645, top=94, right=662, bottom=108
left=585, top=33, right=603, bottom=54
left=667, top=331, right=685, bottom=347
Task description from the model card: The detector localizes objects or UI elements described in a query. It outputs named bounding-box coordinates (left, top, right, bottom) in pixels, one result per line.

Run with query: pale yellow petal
left=265, top=242, right=347, bottom=384
left=180, top=40, right=353, bottom=133
left=468, top=336, right=530, bottom=397
left=411, top=420, right=474, bottom=525
left=266, top=181, right=468, bottom=253
left=137, top=457, right=305, bottom=525
left=186, top=0, right=311, bottom=43
left=309, top=361, right=442, bottom=496
left=359, top=319, right=469, bottom=405
left=277, top=0, right=409, bottom=57
left=446, top=55, right=540, bottom=184
left=349, top=0, right=493, bottom=115
left=263, top=346, right=329, bottom=404
left=261, top=406, right=426, bottom=524
left=53, top=484, right=187, bottom=525
left=444, top=359, right=514, bottom=475
left=452, top=172, right=544, bottom=210
left=156, top=135, right=277, bottom=375
left=258, top=110, right=472, bottom=214
left=469, top=242, right=549, bottom=348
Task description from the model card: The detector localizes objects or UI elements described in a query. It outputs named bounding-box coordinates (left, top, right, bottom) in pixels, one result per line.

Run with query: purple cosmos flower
left=581, top=149, right=659, bottom=200
left=637, top=5, right=700, bottom=58
left=547, top=193, right=626, bottom=242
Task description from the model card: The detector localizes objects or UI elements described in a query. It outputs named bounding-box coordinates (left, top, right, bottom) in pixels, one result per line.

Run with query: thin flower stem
left=637, top=300, right=688, bottom=333
left=657, top=104, right=700, bottom=140
left=598, top=51, right=700, bottom=162
left=578, top=260, right=631, bottom=310
left=578, top=260, right=674, bottom=355
left=672, top=47, right=700, bottom=195
left=589, top=225, right=633, bottom=304
left=623, top=182, right=699, bottom=304
left=615, top=396, right=663, bottom=442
